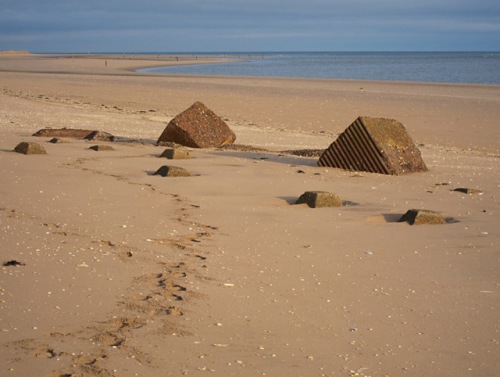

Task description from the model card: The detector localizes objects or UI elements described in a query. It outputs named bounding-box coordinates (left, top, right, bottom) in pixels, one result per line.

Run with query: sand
left=1, top=54, right=499, bottom=377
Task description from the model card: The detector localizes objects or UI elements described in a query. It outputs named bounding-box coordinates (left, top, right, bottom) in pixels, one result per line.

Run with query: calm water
left=139, top=52, right=500, bottom=84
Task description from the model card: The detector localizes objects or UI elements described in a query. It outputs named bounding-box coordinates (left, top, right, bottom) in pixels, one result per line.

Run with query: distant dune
left=0, top=50, right=30, bottom=55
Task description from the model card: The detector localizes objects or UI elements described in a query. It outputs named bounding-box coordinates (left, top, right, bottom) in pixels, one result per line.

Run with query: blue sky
left=1, top=0, right=499, bottom=52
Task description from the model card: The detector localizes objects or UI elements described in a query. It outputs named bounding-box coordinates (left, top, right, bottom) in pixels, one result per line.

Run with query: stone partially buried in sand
left=33, top=128, right=115, bottom=141
left=157, top=101, right=236, bottom=148
left=296, top=191, right=343, bottom=208
left=318, top=116, right=427, bottom=175
left=14, top=142, right=47, bottom=155
left=48, top=137, right=69, bottom=144
left=399, top=209, right=445, bottom=225
left=452, top=187, right=483, bottom=195
left=159, top=148, right=190, bottom=160
left=153, top=165, right=191, bottom=177
left=33, top=128, right=94, bottom=138
left=84, top=130, right=115, bottom=142
left=89, top=145, right=114, bottom=151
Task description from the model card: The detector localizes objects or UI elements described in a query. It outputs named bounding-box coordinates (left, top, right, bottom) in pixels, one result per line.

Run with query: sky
left=1, top=0, right=499, bottom=53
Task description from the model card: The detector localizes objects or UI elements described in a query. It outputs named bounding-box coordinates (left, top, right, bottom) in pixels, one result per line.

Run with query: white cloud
left=1, top=0, right=499, bottom=51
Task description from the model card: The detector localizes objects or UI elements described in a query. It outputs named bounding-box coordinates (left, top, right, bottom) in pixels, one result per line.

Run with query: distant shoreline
left=0, top=50, right=30, bottom=55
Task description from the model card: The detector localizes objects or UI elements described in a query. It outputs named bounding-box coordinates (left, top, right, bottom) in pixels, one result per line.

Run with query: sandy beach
left=1, top=54, right=499, bottom=377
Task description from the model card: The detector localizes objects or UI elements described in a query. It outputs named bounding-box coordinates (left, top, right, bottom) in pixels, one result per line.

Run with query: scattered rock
left=159, top=147, right=190, bottom=159
left=153, top=165, right=191, bottom=177
left=84, top=130, right=115, bottom=142
left=452, top=188, right=483, bottom=195
left=3, top=260, right=26, bottom=266
left=14, top=142, right=47, bottom=155
left=157, top=101, right=236, bottom=148
left=399, top=209, right=445, bottom=225
left=296, top=191, right=343, bottom=208
left=89, top=145, right=114, bottom=151
left=48, top=137, right=68, bottom=144
left=318, top=116, right=427, bottom=175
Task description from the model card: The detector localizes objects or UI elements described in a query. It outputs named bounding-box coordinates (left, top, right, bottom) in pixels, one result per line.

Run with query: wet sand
left=1, top=54, right=499, bottom=377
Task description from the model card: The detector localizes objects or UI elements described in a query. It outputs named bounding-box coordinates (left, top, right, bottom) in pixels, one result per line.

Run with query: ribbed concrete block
left=318, top=116, right=427, bottom=175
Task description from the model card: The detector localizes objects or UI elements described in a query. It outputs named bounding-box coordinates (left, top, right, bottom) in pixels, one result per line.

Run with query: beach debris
left=3, top=260, right=26, bottom=267
left=318, top=116, right=427, bottom=175
left=296, top=191, right=343, bottom=208
left=159, top=147, right=190, bottom=159
left=153, top=165, right=191, bottom=177
left=84, top=130, right=115, bottom=142
left=33, top=128, right=95, bottom=138
left=219, top=143, right=269, bottom=152
left=157, top=101, right=236, bottom=148
left=452, top=187, right=483, bottom=195
left=89, top=145, right=115, bottom=151
left=399, top=209, right=445, bottom=225
left=14, top=141, right=47, bottom=155
left=33, top=128, right=115, bottom=141
left=281, top=149, right=324, bottom=157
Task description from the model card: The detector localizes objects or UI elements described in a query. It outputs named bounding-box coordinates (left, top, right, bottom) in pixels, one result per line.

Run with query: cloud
left=1, top=0, right=499, bottom=51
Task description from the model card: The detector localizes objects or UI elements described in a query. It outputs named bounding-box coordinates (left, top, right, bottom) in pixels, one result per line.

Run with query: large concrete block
left=157, top=102, right=236, bottom=148
left=318, top=116, right=427, bottom=175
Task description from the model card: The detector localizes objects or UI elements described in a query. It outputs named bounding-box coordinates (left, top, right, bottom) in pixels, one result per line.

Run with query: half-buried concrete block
left=14, top=142, right=47, bottom=155
left=153, top=165, right=191, bottom=177
left=399, top=209, right=445, bottom=225
left=296, top=191, right=343, bottom=208
left=89, top=145, right=114, bottom=151
left=318, top=116, right=427, bottom=175
left=84, top=131, right=115, bottom=142
left=159, top=148, right=190, bottom=160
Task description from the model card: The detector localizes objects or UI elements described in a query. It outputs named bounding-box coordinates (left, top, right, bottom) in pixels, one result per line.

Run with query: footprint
left=35, top=347, right=58, bottom=359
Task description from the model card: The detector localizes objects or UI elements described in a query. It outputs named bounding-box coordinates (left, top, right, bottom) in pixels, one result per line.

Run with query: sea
left=138, top=52, right=500, bottom=85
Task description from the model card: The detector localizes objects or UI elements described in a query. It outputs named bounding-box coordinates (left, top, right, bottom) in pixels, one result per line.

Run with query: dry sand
left=0, top=54, right=499, bottom=377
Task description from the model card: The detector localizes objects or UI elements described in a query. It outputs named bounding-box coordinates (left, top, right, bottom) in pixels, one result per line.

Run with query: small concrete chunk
left=153, top=165, right=191, bottom=177
left=48, top=138, right=69, bottom=144
left=14, top=142, right=47, bottom=155
left=89, top=145, right=114, bottom=151
left=296, top=191, right=343, bottom=208
left=84, top=131, right=115, bottom=142
left=399, top=209, right=445, bottom=225
left=160, top=148, right=190, bottom=160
